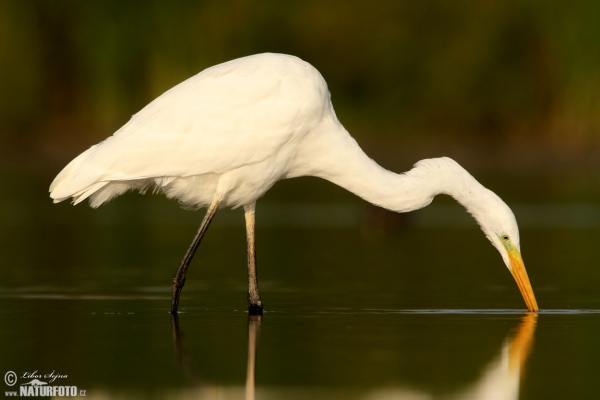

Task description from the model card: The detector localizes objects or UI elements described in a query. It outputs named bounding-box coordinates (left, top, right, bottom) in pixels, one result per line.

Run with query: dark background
left=3, top=1, right=600, bottom=187
left=1, top=2, right=600, bottom=398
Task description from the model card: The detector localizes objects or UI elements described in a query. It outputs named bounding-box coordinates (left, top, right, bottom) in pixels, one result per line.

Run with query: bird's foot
left=248, top=303, right=264, bottom=316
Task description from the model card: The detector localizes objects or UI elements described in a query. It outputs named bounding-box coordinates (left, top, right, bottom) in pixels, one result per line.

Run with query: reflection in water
left=245, top=315, right=261, bottom=400
left=171, top=314, right=262, bottom=400
left=168, top=313, right=536, bottom=400
left=444, top=313, right=537, bottom=400
left=509, top=314, right=537, bottom=382
left=171, top=313, right=201, bottom=386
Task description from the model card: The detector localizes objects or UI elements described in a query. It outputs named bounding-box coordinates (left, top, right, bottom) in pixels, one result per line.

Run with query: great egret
left=49, top=53, right=539, bottom=315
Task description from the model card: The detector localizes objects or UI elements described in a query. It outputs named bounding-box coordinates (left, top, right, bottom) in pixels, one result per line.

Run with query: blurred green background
left=2, top=0, right=600, bottom=187
left=3, top=0, right=600, bottom=302
left=2, top=0, right=600, bottom=293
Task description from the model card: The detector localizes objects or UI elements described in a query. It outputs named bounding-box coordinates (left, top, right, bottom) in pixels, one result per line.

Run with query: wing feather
left=50, top=53, right=328, bottom=203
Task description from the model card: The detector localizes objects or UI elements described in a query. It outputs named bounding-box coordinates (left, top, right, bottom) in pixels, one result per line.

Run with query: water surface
left=2, top=180, right=600, bottom=398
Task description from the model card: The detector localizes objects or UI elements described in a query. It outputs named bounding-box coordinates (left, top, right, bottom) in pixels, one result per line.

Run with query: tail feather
left=71, top=181, right=109, bottom=206
left=50, top=135, right=179, bottom=207
left=50, top=141, right=123, bottom=206
left=89, top=182, right=137, bottom=207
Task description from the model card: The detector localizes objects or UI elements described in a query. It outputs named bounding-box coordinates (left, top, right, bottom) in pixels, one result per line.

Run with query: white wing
left=50, top=53, right=328, bottom=204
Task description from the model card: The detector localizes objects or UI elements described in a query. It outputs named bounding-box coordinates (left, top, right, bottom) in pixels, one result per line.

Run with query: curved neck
left=292, top=117, right=486, bottom=214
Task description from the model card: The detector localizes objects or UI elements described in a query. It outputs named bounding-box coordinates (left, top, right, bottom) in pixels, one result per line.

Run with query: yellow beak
left=506, top=247, right=539, bottom=312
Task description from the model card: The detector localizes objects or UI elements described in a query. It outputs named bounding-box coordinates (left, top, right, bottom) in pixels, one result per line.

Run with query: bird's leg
left=171, top=198, right=221, bottom=313
left=245, top=203, right=263, bottom=315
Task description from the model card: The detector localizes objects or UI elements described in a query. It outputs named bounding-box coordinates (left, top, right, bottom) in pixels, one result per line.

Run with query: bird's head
left=470, top=189, right=539, bottom=312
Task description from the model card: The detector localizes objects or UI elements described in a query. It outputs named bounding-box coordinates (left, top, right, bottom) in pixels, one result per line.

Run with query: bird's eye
left=502, top=234, right=509, bottom=241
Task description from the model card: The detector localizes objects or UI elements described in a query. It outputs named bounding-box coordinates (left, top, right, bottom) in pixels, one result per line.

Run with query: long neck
left=292, top=115, right=487, bottom=214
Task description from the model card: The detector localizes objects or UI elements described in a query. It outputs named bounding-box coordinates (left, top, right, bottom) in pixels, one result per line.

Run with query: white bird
left=50, top=53, right=539, bottom=315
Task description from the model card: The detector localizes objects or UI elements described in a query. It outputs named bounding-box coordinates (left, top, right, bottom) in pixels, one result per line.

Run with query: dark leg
left=171, top=198, right=220, bottom=313
left=245, top=203, right=263, bottom=315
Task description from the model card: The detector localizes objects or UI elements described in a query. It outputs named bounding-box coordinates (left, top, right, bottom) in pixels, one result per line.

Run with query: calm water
left=2, top=176, right=600, bottom=399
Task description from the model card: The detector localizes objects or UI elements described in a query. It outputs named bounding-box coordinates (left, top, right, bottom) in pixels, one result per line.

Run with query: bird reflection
left=445, top=313, right=538, bottom=400
left=171, top=313, right=200, bottom=386
left=367, top=313, right=538, bottom=400
left=245, top=315, right=261, bottom=400
left=509, top=313, right=537, bottom=377
left=170, top=313, right=535, bottom=399
left=171, top=313, right=262, bottom=400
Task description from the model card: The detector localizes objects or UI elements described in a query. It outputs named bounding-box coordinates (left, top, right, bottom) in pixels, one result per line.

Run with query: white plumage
left=50, top=53, right=538, bottom=314
left=50, top=54, right=327, bottom=209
